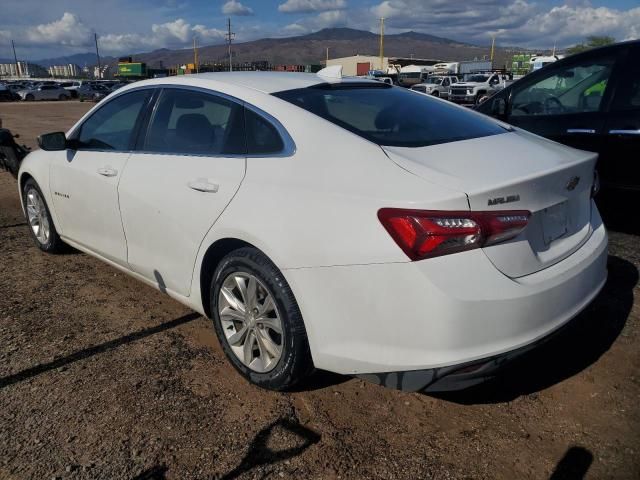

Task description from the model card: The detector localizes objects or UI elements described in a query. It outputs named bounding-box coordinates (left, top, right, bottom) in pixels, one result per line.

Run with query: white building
left=0, top=61, right=48, bottom=78
left=48, top=63, right=82, bottom=78
left=326, top=55, right=444, bottom=77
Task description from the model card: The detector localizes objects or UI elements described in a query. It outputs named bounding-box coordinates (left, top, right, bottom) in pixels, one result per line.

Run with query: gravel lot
left=1, top=101, right=639, bottom=480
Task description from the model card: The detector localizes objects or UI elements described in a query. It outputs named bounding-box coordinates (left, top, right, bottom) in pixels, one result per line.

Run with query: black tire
left=210, top=247, right=313, bottom=390
left=432, top=91, right=440, bottom=97
left=22, top=178, right=65, bottom=253
left=25, top=94, right=34, bottom=101
left=58, top=94, right=68, bottom=101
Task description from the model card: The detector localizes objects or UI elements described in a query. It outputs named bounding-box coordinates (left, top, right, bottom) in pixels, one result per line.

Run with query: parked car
left=0, top=84, right=19, bottom=101
left=57, top=81, right=81, bottom=98
left=450, top=73, right=511, bottom=105
left=78, top=84, right=109, bottom=102
left=17, top=85, right=70, bottom=101
left=19, top=71, right=607, bottom=392
left=476, top=40, right=640, bottom=220
left=410, top=75, right=459, bottom=99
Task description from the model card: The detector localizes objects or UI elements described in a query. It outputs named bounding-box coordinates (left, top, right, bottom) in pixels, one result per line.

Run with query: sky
left=0, top=0, right=638, bottom=60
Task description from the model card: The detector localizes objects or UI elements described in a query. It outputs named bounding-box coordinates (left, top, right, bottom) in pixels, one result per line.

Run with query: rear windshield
left=273, top=84, right=506, bottom=148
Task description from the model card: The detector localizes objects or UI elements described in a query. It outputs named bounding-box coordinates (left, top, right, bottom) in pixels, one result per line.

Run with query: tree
left=566, top=36, right=615, bottom=55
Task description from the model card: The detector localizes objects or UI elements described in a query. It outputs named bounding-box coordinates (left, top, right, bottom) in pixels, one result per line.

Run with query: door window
left=611, top=51, right=640, bottom=111
left=511, top=56, right=615, bottom=116
left=144, top=89, right=245, bottom=155
left=76, top=90, right=151, bottom=150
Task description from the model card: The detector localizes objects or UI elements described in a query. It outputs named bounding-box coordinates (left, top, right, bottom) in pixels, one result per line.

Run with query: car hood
left=452, top=82, right=485, bottom=88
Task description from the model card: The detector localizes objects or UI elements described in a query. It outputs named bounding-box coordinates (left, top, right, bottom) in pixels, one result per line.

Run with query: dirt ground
left=0, top=101, right=638, bottom=480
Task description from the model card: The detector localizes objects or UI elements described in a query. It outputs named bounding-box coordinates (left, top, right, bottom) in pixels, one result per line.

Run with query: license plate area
left=542, top=202, right=569, bottom=245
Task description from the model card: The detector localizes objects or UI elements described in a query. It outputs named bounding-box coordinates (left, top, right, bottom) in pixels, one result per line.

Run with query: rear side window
left=144, top=89, right=245, bottom=155
left=273, top=84, right=505, bottom=147
left=245, top=108, right=284, bottom=154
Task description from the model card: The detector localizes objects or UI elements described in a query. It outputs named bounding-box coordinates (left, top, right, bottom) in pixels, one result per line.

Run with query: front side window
left=144, top=89, right=245, bottom=155
left=76, top=90, right=151, bottom=150
left=511, top=56, right=614, bottom=116
left=274, top=84, right=506, bottom=148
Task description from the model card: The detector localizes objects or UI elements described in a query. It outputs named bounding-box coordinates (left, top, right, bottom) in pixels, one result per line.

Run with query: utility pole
left=490, top=35, right=495, bottom=64
left=379, top=17, right=385, bottom=71
left=94, top=33, right=102, bottom=79
left=11, top=40, right=19, bottom=77
left=193, top=36, right=199, bottom=73
left=226, top=18, right=235, bottom=72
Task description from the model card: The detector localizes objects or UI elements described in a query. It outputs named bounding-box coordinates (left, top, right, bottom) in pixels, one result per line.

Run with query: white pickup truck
left=449, top=73, right=511, bottom=105
left=410, top=76, right=459, bottom=99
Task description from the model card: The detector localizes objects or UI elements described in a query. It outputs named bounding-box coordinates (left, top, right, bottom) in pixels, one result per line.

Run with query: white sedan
left=18, top=69, right=607, bottom=391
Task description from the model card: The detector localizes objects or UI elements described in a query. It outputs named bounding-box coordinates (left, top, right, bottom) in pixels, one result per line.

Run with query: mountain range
left=4, top=28, right=535, bottom=72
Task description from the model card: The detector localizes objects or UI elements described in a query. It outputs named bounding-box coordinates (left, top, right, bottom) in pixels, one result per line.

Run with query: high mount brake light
left=378, top=208, right=531, bottom=260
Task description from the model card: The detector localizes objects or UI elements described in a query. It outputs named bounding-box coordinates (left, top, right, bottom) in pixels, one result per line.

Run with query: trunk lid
left=382, top=130, right=597, bottom=278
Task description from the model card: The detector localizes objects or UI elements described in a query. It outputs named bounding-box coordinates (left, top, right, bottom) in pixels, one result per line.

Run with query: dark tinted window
left=144, top=89, right=245, bottom=155
left=612, top=49, right=640, bottom=111
left=77, top=90, right=151, bottom=150
left=273, top=84, right=505, bottom=147
left=245, top=108, right=284, bottom=154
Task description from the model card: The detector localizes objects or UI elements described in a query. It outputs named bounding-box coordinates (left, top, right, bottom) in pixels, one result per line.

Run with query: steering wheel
left=543, top=96, right=564, bottom=114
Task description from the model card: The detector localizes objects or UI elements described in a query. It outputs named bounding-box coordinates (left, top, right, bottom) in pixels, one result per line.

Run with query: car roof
left=127, top=71, right=378, bottom=94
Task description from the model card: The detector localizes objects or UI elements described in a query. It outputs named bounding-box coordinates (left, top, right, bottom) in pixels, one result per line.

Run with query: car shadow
left=432, top=255, right=637, bottom=405
left=287, top=368, right=351, bottom=392
left=0, top=312, right=201, bottom=389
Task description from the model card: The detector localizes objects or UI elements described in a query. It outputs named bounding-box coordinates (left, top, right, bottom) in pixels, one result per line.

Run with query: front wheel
left=210, top=247, right=313, bottom=390
left=58, top=94, right=68, bottom=100
left=25, top=94, right=34, bottom=101
left=22, top=179, right=65, bottom=253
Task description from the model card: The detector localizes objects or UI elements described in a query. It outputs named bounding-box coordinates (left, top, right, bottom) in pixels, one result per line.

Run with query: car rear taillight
left=378, top=208, right=530, bottom=260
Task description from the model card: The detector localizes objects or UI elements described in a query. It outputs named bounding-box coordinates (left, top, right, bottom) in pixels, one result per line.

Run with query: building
left=48, top=63, right=81, bottom=78
left=0, top=61, right=48, bottom=78
left=326, top=55, right=443, bottom=76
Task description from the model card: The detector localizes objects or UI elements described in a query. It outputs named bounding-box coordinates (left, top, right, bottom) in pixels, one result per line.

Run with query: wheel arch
left=198, top=237, right=255, bottom=318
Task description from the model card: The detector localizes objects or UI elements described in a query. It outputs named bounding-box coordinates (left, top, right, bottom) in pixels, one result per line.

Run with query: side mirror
left=491, top=97, right=507, bottom=118
left=37, top=132, right=68, bottom=151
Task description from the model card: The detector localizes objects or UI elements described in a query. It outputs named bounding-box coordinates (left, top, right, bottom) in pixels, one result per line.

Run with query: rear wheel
left=58, top=94, right=68, bottom=100
left=210, top=247, right=313, bottom=390
left=25, top=94, right=34, bottom=101
left=22, top=179, right=65, bottom=253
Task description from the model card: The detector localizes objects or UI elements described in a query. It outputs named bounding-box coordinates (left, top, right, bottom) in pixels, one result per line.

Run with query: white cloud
left=279, top=0, right=347, bottom=14
left=100, top=18, right=225, bottom=53
left=221, top=0, right=254, bottom=16
left=369, top=1, right=639, bottom=48
left=24, top=12, right=92, bottom=47
left=283, top=9, right=348, bottom=35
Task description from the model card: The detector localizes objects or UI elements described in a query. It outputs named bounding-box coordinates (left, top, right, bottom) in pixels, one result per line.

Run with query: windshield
left=467, top=75, right=489, bottom=82
left=425, top=77, right=443, bottom=85
left=273, top=84, right=506, bottom=148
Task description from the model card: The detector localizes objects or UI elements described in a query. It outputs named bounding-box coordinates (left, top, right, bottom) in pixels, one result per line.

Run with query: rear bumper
left=284, top=205, right=608, bottom=384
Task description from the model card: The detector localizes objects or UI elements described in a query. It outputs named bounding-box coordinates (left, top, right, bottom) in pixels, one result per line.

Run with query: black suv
left=476, top=40, right=639, bottom=225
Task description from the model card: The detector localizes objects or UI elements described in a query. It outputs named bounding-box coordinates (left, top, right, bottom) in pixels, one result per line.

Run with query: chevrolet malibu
left=18, top=69, right=607, bottom=391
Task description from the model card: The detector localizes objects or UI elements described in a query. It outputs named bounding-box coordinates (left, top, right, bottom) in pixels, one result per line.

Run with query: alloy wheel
left=25, top=188, right=50, bottom=245
left=218, top=272, right=283, bottom=373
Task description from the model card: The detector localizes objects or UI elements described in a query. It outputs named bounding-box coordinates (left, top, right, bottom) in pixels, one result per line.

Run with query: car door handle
left=188, top=179, right=219, bottom=193
left=566, top=129, right=596, bottom=134
left=97, top=167, right=118, bottom=177
left=609, top=129, right=640, bottom=136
